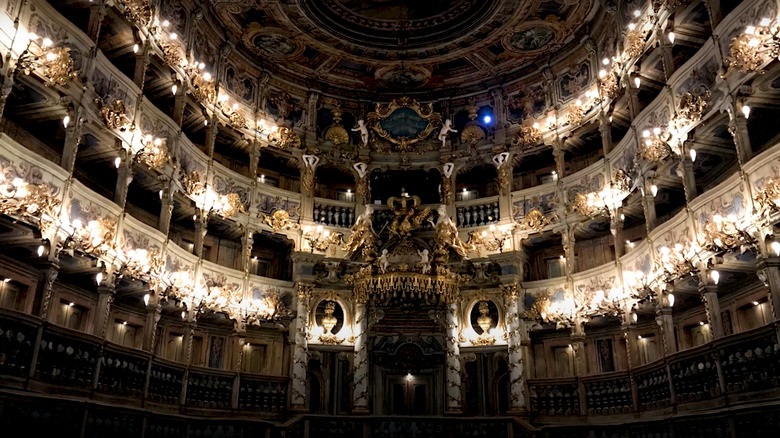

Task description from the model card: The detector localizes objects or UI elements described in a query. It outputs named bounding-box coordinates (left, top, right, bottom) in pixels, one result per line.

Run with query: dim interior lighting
left=37, top=245, right=44, bottom=257
left=406, top=373, right=413, bottom=380
left=143, top=294, right=150, bottom=306
left=115, top=157, right=121, bottom=168
left=742, top=105, right=751, bottom=119
left=483, top=115, right=492, bottom=124
left=96, top=272, right=103, bottom=285
left=122, top=321, right=127, bottom=326
left=689, top=149, right=697, bottom=162
left=711, top=270, right=720, bottom=285
left=668, top=293, right=675, bottom=307
left=651, top=184, right=658, bottom=197
left=63, top=115, right=70, bottom=128
left=668, top=32, right=675, bottom=44
left=638, top=335, right=643, bottom=340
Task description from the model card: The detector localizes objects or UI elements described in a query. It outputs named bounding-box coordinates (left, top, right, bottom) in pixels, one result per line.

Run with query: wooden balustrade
left=0, top=309, right=289, bottom=415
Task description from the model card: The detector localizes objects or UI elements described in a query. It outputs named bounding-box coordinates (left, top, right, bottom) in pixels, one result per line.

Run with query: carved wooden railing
left=528, top=324, right=780, bottom=418
left=0, top=310, right=289, bottom=416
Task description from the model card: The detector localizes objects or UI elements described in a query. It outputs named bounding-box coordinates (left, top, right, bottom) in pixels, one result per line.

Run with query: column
left=503, top=284, right=527, bottom=414
left=158, top=184, right=174, bottom=234
left=599, top=113, right=613, bottom=156
left=759, top=257, right=780, bottom=321
left=231, top=320, right=247, bottom=372
left=300, top=155, right=319, bottom=222
left=679, top=143, right=698, bottom=202
left=627, top=80, right=641, bottom=120
left=86, top=2, right=106, bottom=42
left=659, top=41, right=676, bottom=80
left=291, top=283, right=312, bottom=411
left=142, top=296, right=162, bottom=352
left=700, top=276, right=724, bottom=339
left=703, top=0, right=723, bottom=28
left=612, top=208, right=625, bottom=258
left=441, top=162, right=456, bottom=219
left=114, top=147, right=133, bottom=207
left=641, top=178, right=657, bottom=232
left=494, top=153, right=513, bottom=220
left=445, top=299, right=463, bottom=413
left=60, top=107, right=83, bottom=172
left=352, top=299, right=370, bottom=413
left=133, top=44, right=151, bottom=90
left=171, top=82, right=186, bottom=127
left=570, top=319, right=587, bottom=376
left=193, top=213, right=208, bottom=258
left=552, top=140, right=566, bottom=178
left=656, top=306, right=677, bottom=356
left=0, top=70, right=15, bottom=119
left=182, top=315, right=197, bottom=365
left=561, top=225, right=576, bottom=276
left=729, top=101, right=752, bottom=166
left=241, top=230, right=253, bottom=274
left=94, top=274, right=116, bottom=339
left=36, top=261, right=60, bottom=320
left=621, top=316, right=638, bottom=369
left=353, top=163, right=369, bottom=217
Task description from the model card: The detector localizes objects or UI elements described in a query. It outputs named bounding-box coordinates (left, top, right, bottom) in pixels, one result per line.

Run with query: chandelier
left=468, top=223, right=513, bottom=255
left=184, top=171, right=245, bottom=219
left=344, top=264, right=467, bottom=306
left=754, top=177, right=780, bottom=224
left=0, top=176, right=61, bottom=235
left=190, top=70, right=216, bottom=104
left=654, top=243, right=697, bottom=281
left=220, top=99, right=248, bottom=129
left=725, top=19, right=779, bottom=75
left=302, top=225, right=342, bottom=253
left=66, top=218, right=116, bottom=257
left=132, top=134, right=171, bottom=169
left=16, top=34, right=78, bottom=87
left=122, top=248, right=165, bottom=284
left=639, top=127, right=674, bottom=163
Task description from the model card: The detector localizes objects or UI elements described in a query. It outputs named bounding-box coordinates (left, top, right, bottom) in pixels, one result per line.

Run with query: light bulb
left=643, top=129, right=651, bottom=138
left=96, top=272, right=103, bottom=285
left=746, top=26, right=756, bottom=35
left=599, top=69, right=607, bottom=78
left=162, top=20, right=170, bottom=28
left=115, top=157, right=121, bottom=168
left=602, top=57, right=609, bottom=65
left=171, top=84, right=178, bottom=95
left=710, top=270, right=720, bottom=285
left=133, top=44, right=139, bottom=54
left=742, top=105, right=751, bottom=119
left=761, top=18, right=771, bottom=27
left=689, top=149, right=697, bottom=162
left=668, top=293, right=675, bottom=307
left=42, top=38, right=53, bottom=47
left=628, top=23, right=636, bottom=31
left=633, top=9, right=641, bottom=17
left=144, top=294, right=150, bottom=306
left=772, top=241, right=780, bottom=256
left=668, top=32, right=675, bottom=44
left=203, top=72, right=212, bottom=81
left=532, top=122, right=540, bottom=129
left=169, top=33, right=177, bottom=40
left=651, top=184, right=658, bottom=197
left=198, top=62, right=206, bottom=70
left=632, top=312, right=638, bottom=322
left=634, top=77, right=641, bottom=88
left=37, top=245, right=45, bottom=257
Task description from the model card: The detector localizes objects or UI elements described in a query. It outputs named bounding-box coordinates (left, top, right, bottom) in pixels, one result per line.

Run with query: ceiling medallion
left=243, top=25, right=304, bottom=59
left=366, top=97, right=442, bottom=152
left=502, top=21, right=562, bottom=55
left=373, top=65, right=432, bottom=90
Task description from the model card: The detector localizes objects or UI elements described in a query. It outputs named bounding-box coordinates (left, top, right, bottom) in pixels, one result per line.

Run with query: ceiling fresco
left=210, top=0, right=597, bottom=95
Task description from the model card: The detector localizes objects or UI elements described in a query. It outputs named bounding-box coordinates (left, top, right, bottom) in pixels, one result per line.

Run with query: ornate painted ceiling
left=210, top=0, right=597, bottom=95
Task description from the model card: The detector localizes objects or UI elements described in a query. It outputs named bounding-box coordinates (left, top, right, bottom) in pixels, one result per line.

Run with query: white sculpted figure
left=352, top=119, right=369, bottom=146
left=378, top=249, right=390, bottom=273
left=418, top=249, right=431, bottom=274
left=438, top=119, right=457, bottom=146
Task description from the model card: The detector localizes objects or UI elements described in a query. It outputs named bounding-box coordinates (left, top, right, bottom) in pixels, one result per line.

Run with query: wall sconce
left=303, top=225, right=342, bottom=253
left=16, top=33, right=78, bottom=87
left=469, top=223, right=513, bottom=255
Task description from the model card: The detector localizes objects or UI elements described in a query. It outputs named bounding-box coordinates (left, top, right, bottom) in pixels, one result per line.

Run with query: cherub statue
left=341, top=206, right=376, bottom=260
left=418, top=249, right=430, bottom=274
left=378, top=249, right=390, bottom=273
left=352, top=119, right=369, bottom=146
left=438, top=119, right=457, bottom=147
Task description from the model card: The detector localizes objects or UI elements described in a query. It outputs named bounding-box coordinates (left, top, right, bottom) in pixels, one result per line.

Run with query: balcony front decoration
left=725, top=18, right=779, bottom=75
left=511, top=122, right=542, bottom=149
left=517, top=208, right=557, bottom=232
left=16, top=34, right=78, bottom=87
left=655, top=243, right=697, bottom=281
left=673, top=91, right=710, bottom=130
left=121, top=248, right=165, bottom=284
left=268, top=126, right=301, bottom=149
left=624, top=25, right=649, bottom=59
left=98, top=99, right=132, bottom=132
left=66, top=217, right=116, bottom=257
left=118, top=0, right=152, bottom=26
left=0, top=175, right=61, bottom=235
left=598, top=66, right=620, bottom=99
left=190, top=71, right=217, bottom=105
left=698, top=214, right=755, bottom=253
left=755, top=177, right=780, bottom=224
left=472, top=301, right=496, bottom=346
left=133, top=134, right=171, bottom=169
left=184, top=171, right=246, bottom=219
left=318, top=301, right=344, bottom=345
left=571, top=175, right=628, bottom=219
left=262, top=209, right=298, bottom=232
left=639, top=127, right=674, bottom=163
left=469, top=223, right=514, bottom=255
